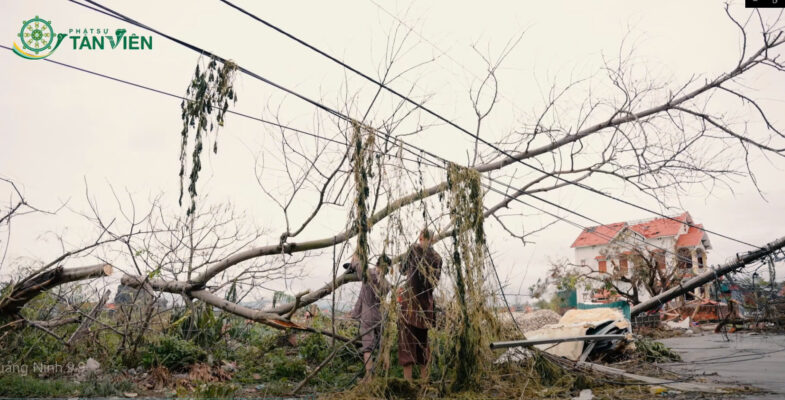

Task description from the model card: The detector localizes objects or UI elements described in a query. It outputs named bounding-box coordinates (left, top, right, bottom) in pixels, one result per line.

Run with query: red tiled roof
left=570, top=222, right=627, bottom=248
left=676, top=224, right=705, bottom=247
left=571, top=212, right=707, bottom=248
left=629, top=212, right=690, bottom=239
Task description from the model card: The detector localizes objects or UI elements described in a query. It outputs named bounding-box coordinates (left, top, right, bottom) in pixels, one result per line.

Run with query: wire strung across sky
left=214, top=0, right=763, bottom=250
left=1, top=0, right=731, bottom=269
left=0, top=41, right=702, bottom=269
left=4, top=44, right=720, bottom=327
left=8, top=4, right=711, bottom=266
left=69, top=0, right=761, bottom=251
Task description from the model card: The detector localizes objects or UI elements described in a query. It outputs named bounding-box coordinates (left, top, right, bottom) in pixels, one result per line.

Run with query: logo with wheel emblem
left=13, top=16, right=68, bottom=60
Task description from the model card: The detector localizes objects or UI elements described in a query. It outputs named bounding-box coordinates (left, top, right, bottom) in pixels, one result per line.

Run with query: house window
left=677, top=248, right=692, bottom=269
left=598, top=258, right=607, bottom=273
left=619, top=257, right=628, bottom=276
left=696, top=249, right=705, bottom=268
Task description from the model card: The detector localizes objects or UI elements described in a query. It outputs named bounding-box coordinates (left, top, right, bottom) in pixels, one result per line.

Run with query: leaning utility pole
left=631, top=236, right=785, bottom=317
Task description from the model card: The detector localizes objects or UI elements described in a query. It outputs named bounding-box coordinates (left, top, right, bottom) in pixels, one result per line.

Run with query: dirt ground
left=660, top=332, right=785, bottom=400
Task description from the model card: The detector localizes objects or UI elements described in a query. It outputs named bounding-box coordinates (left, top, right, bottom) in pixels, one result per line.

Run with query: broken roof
left=676, top=224, right=707, bottom=248
left=570, top=222, right=627, bottom=248
left=629, top=212, right=690, bottom=239
left=571, top=212, right=710, bottom=249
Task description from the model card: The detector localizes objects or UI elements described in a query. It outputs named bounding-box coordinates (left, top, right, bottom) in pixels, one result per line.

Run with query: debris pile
left=508, top=309, right=561, bottom=331
left=494, top=308, right=633, bottom=362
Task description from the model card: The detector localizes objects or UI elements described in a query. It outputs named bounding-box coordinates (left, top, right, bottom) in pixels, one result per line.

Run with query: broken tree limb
left=24, top=318, right=69, bottom=346
left=187, top=289, right=352, bottom=342
left=0, top=263, right=113, bottom=317
left=67, top=290, right=109, bottom=345
left=117, top=181, right=575, bottom=316
left=33, top=315, right=82, bottom=329
left=490, top=335, right=627, bottom=350
left=266, top=272, right=359, bottom=315
left=631, top=236, right=785, bottom=317
left=285, top=290, right=310, bottom=320
left=122, top=271, right=360, bottom=318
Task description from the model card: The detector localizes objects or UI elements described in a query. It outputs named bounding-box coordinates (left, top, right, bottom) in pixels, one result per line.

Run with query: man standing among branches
left=398, top=229, right=442, bottom=382
left=350, top=252, right=392, bottom=380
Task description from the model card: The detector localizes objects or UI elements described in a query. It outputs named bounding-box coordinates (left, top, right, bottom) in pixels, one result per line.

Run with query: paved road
left=660, top=332, right=785, bottom=399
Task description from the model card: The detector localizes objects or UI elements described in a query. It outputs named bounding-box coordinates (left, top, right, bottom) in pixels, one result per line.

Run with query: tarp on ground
left=523, top=308, right=629, bottom=360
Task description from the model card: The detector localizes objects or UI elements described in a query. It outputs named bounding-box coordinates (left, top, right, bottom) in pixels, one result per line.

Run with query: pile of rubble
left=512, top=309, right=561, bottom=332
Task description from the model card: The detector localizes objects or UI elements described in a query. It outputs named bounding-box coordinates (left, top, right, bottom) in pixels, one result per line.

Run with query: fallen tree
left=0, top=264, right=112, bottom=318
left=2, top=6, right=785, bottom=342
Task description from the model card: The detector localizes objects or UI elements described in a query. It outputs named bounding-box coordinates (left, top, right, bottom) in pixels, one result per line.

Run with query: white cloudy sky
left=1, top=0, right=784, bottom=305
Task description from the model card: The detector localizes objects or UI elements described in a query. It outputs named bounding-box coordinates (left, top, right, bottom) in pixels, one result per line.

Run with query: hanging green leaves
left=445, top=162, right=491, bottom=391
left=178, top=56, right=238, bottom=216
left=351, top=121, right=376, bottom=282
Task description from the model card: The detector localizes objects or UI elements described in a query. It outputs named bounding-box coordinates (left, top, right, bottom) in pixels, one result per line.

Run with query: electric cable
left=74, top=0, right=762, bottom=252
left=3, top=41, right=710, bottom=290
left=216, top=0, right=763, bottom=250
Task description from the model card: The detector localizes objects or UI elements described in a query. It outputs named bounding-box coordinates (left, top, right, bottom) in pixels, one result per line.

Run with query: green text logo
left=12, top=15, right=154, bottom=60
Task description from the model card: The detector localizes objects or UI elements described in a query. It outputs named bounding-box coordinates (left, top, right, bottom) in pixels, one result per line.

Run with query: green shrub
left=267, top=348, right=307, bottom=380
left=168, top=302, right=227, bottom=348
left=141, top=336, right=207, bottom=371
left=298, top=333, right=329, bottom=362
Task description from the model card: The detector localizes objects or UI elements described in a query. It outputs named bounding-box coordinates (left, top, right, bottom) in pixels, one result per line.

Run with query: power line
left=69, top=0, right=351, bottom=123
left=2, top=37, right=694, bottom=267
left=36, top=1, right=719, bottom=266
left=76, top=0, right=760, bottom=251
left=5, top=45, right=707, bottom=314
left=0, top=46, right=346, bottom=148
left=217, top=0, right=762, bottom=250
left=2, top=35, right=694, bottom=269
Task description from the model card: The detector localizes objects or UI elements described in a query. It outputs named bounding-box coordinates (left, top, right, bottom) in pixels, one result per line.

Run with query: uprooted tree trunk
left=0, top=264, right=113, bottom=319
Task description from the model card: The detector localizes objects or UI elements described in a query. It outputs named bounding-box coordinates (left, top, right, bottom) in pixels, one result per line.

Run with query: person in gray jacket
left=350, top=253, right=392, bottom=380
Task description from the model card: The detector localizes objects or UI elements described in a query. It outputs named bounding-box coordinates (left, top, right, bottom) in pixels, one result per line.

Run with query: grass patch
left=0, top=374, right=134, bottom=397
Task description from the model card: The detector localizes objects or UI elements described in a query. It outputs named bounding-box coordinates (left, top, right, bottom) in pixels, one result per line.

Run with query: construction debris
left=517, top=309, right=561, bottom=331
left=493, top=308, right=632, bottom=361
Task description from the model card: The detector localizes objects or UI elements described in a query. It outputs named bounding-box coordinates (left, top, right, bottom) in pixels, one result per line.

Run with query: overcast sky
left=2, top=0, right=784, bottom=305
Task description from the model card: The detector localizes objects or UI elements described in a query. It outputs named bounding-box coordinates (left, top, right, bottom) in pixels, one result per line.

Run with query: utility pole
left=631, top=236, right=785, bottom=317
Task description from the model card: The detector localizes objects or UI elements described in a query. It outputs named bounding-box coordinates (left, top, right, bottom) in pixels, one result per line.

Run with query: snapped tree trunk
left=0, top=264, right=113, bottom=318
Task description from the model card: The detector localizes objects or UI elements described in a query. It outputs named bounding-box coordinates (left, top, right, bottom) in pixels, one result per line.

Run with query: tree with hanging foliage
left=4, top=5, right=785, bottom=394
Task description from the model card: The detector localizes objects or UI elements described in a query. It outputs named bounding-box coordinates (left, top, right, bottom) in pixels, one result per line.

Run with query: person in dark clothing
left=350, top=253, right=392, bottom=380
left=398, top=229, right=442, bottom=382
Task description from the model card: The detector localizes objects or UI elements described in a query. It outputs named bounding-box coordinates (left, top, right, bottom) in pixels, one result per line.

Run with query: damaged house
left=570, top=212, right=713, bottom=305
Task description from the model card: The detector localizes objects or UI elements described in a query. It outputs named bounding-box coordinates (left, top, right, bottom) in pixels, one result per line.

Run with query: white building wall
left=573, top=235, right=680, bottom=303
